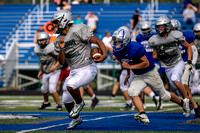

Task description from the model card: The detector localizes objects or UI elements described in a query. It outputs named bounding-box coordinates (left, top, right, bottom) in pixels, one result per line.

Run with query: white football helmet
left=193, top=23, right=200, bottom=39
left=52, top=10, right=74, bottom=34
left=170, top=19, right=181, bottom=31
left=37, top=32, right=50, bottom=49
left=111, top=26, right=131, bottom=51
left=140, top=21, right=152, bottom=38
left=155, top=16, right=171, bottom=36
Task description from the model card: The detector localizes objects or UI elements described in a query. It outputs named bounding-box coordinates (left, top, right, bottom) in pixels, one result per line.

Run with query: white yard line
left=16, top=107, right=182, bottom=133
left=16, top=113, right=134, bottom=133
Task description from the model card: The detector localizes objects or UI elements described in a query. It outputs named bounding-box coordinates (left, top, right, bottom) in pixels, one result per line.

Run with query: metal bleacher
left=2, top=2, right=198, bottom=89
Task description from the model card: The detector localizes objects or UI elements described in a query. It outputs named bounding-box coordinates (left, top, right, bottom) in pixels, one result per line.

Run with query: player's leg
left=39, top=73, right=51, bottom=109
left=62, top=90, right=82, bottom=129
left=143, top=86, right=162, bottom=110
left=109, top=70, right=121, bottom=99
left=85, top=82, right=99, bottom=109
left=191, top=70, right=200, bottom=94
left=49, top=69, right=62, bottom=111
left=128, top=77, right=149, bottom=124
left=79, top=87, right=84, bottom=98
left=148, top=67, right=191, bottom=117
left=67, top=63, right=97, bottom=118
left=166, top=61, right=189, bottom=99
left=139, top=91, right=146, bottom=109
left=119, top=70, right=134, bottom=111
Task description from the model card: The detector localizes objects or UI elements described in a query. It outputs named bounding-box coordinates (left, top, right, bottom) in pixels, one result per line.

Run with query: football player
left=192, top=23, right=200, bottom=94
left=111, top=26, right=190, bottom=125
left=35, top=32, right=62, bottom=111
left=191, top=23, right=200, bottom=117
left=136, top=21, right=163, bottom=110
left=170, top=19, right=200, bottom=118
left=52, top=10, right=107, bottom=129
left=149, top=16, right=193, bottom=117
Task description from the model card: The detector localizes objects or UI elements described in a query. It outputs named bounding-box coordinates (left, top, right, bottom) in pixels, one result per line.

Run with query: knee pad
left=160, top=91, right=171, bottom=102
left=62, top=90, right=74, bottom=104
left=171, top=74, right=180, bottom=82
left=41, top=86, right=48, bottom=94
left=49, top=87, right=56, bottom=94
left=127, top=88, right=139, bottom=98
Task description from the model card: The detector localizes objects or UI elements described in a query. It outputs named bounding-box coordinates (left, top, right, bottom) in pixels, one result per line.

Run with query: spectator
left=74, top=15, right=84, bottom=24
left=33, top=25, right=44, bottom=44
left=72, top=0, right=81, bottom=5
left=183, top=3, right=197, bottom=25
left=84, top=0, right=95, bottom=4
left=130, top=10, right=141, bottom=38
left=102, top=31, right=112, bottom=54
left=182, top=0, right=194, bottom=11
left=85, top=11, right=99, bottom=32
left=54, top=0, right=71, bottom=11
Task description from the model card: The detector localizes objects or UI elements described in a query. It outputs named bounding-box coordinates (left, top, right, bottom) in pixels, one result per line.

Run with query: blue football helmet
left=111, top=26, right=131, bottom=51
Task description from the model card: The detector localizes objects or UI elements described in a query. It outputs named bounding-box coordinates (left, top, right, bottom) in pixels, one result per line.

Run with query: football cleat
left=89, top=97, right=99, bottom=109
left=67, top=117, right=82, bottom=129
left=120, top=103, right=134, bottom=111
left=39, top=102, right=51, bottom=110
left=182, top=98, right=190, bottom=117
left=56, top=104, right=62, bottom=111
left=134, top=114, right=150, bottom=125
left=153, top=96, right=162, bottom=110
left=69, top=100, right=85, bottom=118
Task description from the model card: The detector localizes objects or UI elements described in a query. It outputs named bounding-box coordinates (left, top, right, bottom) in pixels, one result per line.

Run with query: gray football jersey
left=194, top=39, right=200, bottom=66
left=34, top=43, right=60, bottom=74
left=149, top=30, right=184, bottom=68
left=54, top=23, right=94, bottom=70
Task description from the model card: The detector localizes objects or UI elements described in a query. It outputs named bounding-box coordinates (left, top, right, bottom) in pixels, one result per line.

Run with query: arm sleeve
left=172, top=31, right=185, bottom=43
left=191, top=45, right=198, bottom=64
left=75, top=24, right=93, bottom=42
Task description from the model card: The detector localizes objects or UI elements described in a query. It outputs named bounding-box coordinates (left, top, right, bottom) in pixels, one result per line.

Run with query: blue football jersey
left=180, top=31, right=195, bottom=62
left=113, top=41, right=155, bottom=75
left=136, top=33, right=156, bottom=64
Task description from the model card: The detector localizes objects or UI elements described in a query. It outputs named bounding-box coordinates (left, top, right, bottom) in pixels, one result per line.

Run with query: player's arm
left=57, top=38, right=66, bottom=65
left=37, top=64, right=43, bottom=79
left=153, top=49, right=159, bottom=61
left=122, top=55, right=150, bottom=70
left=49, top=61, right=60, bottom=72
left=124, top=69, right=130, bottom=85
left=181, top=40, right=192, bottom=62
left=89, top=36, right=107, bottom=63
left=190, top=42, right=198, bottom=64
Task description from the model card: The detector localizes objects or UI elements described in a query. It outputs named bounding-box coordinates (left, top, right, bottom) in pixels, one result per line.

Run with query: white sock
left=44, top=101, right=49, bottom=104
left=91, top=94, right=96, bottom=100
left=126, top=100, right=132, bottom=105
left=149, top=92, right=155, bottom=99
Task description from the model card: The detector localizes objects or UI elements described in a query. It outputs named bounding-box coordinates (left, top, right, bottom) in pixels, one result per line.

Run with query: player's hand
left=49, top=66, right=56, bottom=72
left=186, top=60, right=193, bottom=71
left=124, top=74, right=130, bottom=85
left=58, top=38, right=65, bottom=49
left=122, top=62, right=130, bottom=69
left=93, top=54, right=107, bottom=63
left=37, top=71, right=43, bottom=79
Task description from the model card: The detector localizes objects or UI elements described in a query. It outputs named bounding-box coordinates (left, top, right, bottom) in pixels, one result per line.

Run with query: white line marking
left=16, top=106, right=184, bottom=133
left=16, top=113, right=134, bottom=133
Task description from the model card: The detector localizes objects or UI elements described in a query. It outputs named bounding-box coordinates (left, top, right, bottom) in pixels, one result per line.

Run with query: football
left=90, top=47, right=102, bottom=60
